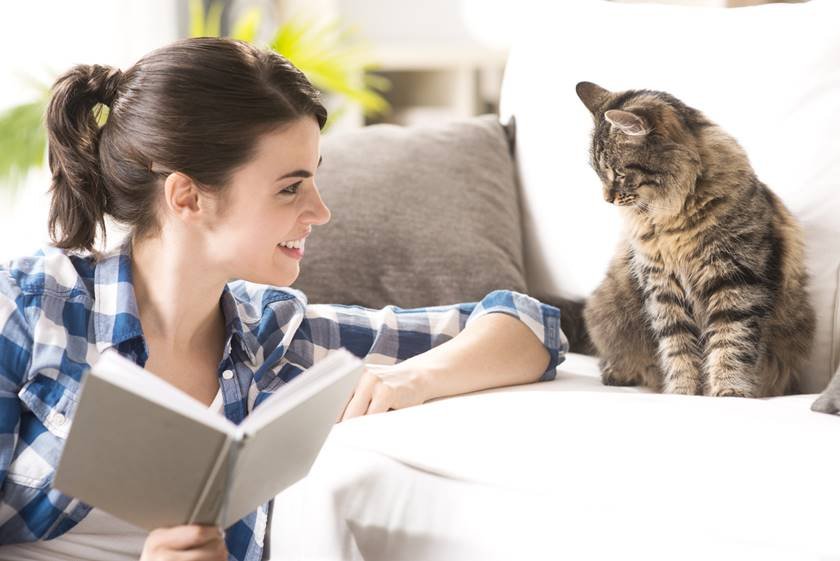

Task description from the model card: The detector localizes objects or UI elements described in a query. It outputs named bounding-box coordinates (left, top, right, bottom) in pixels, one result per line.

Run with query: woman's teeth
left=279, top=239, right=303, bottom=249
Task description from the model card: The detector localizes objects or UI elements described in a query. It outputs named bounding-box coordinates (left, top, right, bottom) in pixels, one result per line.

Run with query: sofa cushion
left=500, top=0, right=840, bottom=392
left=293, top=115, right=527, bottom=310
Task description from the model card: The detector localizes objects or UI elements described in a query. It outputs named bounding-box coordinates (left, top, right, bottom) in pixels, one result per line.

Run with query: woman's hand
left=338, top=313, right=550, bottom=423
left=339, top=363, right=430, bottom=422
left=140, top=525, right=227, bottom=561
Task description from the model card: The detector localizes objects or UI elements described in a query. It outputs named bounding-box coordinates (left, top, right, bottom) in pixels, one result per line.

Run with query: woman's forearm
left=340, top=311, right=554, bottom=420
left=410, top=312, right=552, bottom=402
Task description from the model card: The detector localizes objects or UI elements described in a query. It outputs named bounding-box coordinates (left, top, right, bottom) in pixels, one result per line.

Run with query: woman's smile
left=277, top=243, right=304, bottom=260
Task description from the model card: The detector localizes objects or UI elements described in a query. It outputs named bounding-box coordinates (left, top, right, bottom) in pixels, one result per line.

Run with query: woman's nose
left=302, top=183, right=331, bottom=226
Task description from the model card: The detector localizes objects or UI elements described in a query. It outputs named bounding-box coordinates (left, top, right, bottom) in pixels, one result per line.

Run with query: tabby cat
left=576, top=81, right=815, bottom=397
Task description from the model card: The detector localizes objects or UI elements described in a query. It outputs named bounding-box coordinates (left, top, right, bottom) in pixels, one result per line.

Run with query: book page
left=222, top=350, right=364, bottom=525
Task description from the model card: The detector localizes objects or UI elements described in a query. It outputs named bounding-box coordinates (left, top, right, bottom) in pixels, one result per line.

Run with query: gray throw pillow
left=293, top=115, right=527, bottom=309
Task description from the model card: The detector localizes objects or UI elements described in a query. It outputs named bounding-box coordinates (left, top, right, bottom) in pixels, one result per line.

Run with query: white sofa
left=270, top=1, right=840, bottom=559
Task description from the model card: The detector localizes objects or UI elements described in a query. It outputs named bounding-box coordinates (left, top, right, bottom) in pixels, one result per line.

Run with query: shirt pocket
left=8, top=374, right=78, bottom=488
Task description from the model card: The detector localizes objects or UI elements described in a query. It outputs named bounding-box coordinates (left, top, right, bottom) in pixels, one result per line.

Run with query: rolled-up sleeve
left=293, top=290, right=567, bottom=381
left=463, top=290, right=566, bottom=381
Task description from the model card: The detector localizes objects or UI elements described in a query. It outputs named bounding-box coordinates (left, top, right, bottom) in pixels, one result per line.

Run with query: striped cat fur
left=576, top=81, right=815, bottom=397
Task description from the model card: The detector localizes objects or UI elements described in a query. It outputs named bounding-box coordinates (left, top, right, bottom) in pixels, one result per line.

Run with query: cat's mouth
left=610, top=192, right=639, bottom=207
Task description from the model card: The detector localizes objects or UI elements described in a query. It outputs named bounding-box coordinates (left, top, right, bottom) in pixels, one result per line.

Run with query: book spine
left=217, top=433, right=247, bottom=527
left=188, top=435, right=233, bottom=524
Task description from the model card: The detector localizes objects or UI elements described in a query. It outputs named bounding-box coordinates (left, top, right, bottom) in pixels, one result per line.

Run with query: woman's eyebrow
left=277, top=156, right=323, bottom=180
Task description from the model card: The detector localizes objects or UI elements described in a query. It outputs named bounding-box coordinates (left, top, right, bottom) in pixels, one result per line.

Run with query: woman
left=0, top=38, right=564, bottom=561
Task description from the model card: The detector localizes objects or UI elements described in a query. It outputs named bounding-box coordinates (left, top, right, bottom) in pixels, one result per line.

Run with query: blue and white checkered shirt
left=0, top=242, right=565, bottom=559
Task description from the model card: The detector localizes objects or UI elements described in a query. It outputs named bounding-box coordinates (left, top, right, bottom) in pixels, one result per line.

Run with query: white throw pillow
left=500, top=0, right=840, bottom=392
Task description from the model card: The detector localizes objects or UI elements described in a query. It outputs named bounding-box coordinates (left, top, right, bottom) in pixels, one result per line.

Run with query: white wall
left=0, top=0, right=179, bottom=261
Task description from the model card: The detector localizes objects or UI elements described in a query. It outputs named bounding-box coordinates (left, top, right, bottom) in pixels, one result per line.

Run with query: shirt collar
left=93, top=239, right=258, bottom=364
left=93, top=240, right=147, bottom=360
left=220, top=284, right=257, bottom=364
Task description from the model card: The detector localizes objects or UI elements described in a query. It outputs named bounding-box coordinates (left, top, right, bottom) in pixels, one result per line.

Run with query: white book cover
left=53, top=348, right=364, bottom=530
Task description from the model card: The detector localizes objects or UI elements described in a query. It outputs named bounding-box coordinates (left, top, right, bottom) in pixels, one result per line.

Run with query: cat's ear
left=576, top=82, right=611, bottom=115
left=604, top=110, right=649, bottom=136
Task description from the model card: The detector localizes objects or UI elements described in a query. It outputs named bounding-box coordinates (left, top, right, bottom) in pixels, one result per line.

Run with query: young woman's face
left=205, top=116, right=330, bottom=286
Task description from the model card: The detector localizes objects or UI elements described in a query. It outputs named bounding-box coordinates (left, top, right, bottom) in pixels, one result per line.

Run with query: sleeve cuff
left=467, top=290, right=568, bottom=381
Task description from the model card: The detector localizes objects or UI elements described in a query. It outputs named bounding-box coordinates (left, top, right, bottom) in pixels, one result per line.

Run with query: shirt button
left=52, top=413, right=67, bottom=426
left=222, top=370, right=234, bottom=380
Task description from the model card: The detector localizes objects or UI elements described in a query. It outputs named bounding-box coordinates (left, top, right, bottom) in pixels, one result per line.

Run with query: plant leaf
left=204, top=1, right=224, bottom=38
left=188, top=0, right=205, bottom=37
left=0, top=10, right=392, bottom=192
left=230, top=8, right=261, bottom=42
left=0, top=96, right=48, bottom=191
left=270, top=17, right=390, bottom=117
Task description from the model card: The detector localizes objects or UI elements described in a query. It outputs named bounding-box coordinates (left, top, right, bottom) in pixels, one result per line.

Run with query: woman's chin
left=235, top=263, right=298, bottom=287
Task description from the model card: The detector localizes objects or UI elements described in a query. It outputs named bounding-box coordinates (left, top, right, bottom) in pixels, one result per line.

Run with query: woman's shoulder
left=1, top=246, right=96, bottom=301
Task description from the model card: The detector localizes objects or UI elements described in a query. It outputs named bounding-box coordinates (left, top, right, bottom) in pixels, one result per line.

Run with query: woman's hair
left=45, top=37, right=328, bottom=252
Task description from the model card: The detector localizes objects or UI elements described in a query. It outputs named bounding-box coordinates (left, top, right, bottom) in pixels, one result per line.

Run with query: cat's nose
left=604, top=188, right=617, bottom=203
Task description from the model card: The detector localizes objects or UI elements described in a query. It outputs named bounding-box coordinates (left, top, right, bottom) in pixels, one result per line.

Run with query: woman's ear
left=163, top=172, right=202, bottom=222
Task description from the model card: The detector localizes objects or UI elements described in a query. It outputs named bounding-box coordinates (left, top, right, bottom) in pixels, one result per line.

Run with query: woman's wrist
left=397, top=354, right=450, bottom=404
left=409, top=345, right=487, bottom=403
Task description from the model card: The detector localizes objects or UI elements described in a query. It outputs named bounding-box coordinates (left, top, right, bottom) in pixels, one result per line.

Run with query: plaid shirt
left=0, top=242, right=565, bottom=560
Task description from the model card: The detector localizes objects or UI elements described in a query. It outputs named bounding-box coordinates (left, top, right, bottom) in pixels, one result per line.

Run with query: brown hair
left=45, top=37, right=328, bottom=252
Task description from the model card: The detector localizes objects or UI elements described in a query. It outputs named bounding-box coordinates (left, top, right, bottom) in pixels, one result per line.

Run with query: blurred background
left=0, top=0, right=802, bottom=261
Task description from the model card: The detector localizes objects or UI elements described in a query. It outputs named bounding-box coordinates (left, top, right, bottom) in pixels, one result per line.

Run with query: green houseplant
left=0, top=1, right=389, bottom=191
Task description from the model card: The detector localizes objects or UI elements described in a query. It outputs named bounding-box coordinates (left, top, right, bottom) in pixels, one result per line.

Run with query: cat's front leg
left=585, top=252, right=663, bottom=390
left=700, top=290, right=768, bottom=398
left=643, top=271, right=704, bottom=395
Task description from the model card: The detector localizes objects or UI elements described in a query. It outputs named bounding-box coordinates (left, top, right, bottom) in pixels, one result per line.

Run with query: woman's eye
left=278, top=181, right=302, bottom=196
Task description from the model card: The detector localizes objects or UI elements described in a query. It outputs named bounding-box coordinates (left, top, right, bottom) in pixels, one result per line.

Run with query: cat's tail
left=543, top=296, right=594, bottom=355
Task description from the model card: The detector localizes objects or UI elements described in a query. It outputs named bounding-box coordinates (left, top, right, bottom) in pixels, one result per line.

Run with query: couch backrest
left=500, top=0, right=840, bottom=392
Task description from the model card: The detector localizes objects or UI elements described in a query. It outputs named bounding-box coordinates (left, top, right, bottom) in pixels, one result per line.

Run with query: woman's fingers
left=341, top=373, right=374, bottom=421
left=147, top=525, right=222, bottom=551
left=366, top=378, right=397, bottom=415
left=170, top=538, right=228, bottom=561
left=336, top=390, right=354, bottom=423
left=365, top=393, right=391, bottom=415
left=339, top=365, right=426, bottom=421
left=165, top=539, right=228, bottom=561
left=141, top=525, right=226, bottom=561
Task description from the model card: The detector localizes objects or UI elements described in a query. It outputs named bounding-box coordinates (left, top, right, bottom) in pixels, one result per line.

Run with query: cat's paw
left=710, top=388, right=747, bottom=398
left=600, top=361, right=641, bottom=387
left=663, top=379, right=701, bottom=395
left=707, top=380, right=755, bottom=398
left=811, top=390, right=840, bottom=415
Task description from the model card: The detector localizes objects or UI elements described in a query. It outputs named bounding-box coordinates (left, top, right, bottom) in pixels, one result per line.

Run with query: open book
left=53, top=348, right=364, bottom=530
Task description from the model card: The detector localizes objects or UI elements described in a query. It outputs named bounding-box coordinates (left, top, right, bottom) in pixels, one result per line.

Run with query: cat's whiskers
left=636, top=199, right=681, bottom=216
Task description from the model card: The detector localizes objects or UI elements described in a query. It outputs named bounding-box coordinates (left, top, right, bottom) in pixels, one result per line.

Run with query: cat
left=576, top=81, right=815, bottom=398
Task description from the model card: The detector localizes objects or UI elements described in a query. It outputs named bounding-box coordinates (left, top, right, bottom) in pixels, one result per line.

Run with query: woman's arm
left=409, top=311, right=552, bottom=398
left=0, top=272, right=32, bottom=498
left=265, top=289, right=565, bottom=419
left=340, top=311, right=553, bottom=420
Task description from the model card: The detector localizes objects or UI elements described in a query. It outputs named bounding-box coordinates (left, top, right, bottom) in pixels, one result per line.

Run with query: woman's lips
left=278, top=245, right=304, bottom=260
